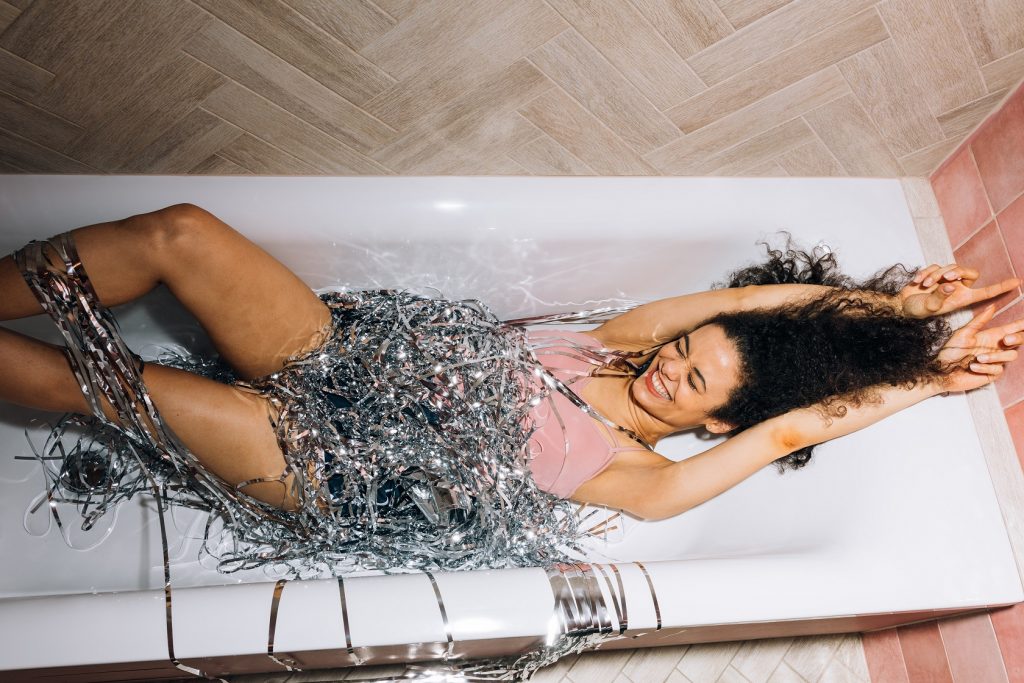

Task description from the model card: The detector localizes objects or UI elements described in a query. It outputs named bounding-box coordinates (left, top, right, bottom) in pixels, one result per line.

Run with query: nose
left=659, top=356, right=684, bottom=381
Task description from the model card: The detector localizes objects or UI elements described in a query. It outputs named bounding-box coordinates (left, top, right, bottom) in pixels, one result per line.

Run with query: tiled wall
left=861, top=80, right=1024, bottom=683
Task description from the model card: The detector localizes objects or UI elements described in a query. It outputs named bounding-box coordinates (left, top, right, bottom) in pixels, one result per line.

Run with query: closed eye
left=675, top=339, right=699, bottom=392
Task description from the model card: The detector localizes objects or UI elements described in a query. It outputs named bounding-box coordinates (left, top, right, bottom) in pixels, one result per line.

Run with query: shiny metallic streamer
left=11, top=231, right=664, bottom=681
left=398, top=561, right=662, bottom=681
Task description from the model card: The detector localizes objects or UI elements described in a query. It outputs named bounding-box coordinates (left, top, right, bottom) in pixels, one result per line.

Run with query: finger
left=976, top=350, right=1018, bottom=363
left=966, top=304, right=997, bottom=330
left=945, top=265, right=980, bottom=287
left=969, top=362, right=1005, bottom=376
left=913, top=264, right=941, bottom=285
left=925, top=286, right=955, bottom=312
left=925, top=264, right=963, bottom=287
left=977, top=277, right=1022, bottom=300
left=919, top=265, right=948, bottom=287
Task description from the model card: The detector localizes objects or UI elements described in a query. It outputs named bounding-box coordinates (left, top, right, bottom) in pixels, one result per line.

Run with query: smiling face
left=629, top=323, right=744, bottom=434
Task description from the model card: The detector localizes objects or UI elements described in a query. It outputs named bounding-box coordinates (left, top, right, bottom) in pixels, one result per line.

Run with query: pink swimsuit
left=526, top=329, right=648, bottom=498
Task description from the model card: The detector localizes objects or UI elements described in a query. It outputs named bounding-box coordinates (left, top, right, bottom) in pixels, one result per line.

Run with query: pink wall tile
left=1006, top=401, right=1024, bottom=473
left=932, top=147, right=995, bottom=248
left=953, top=221, right=1020, bottom=316
left=863, top=629, right=910, bottom=683
left=971, top=86, right=1024, bottom=214
left=991, top=603, right=1024, bottom=683
left=897, top=622, right=954, bottom=683
left=936, top=613, right=1009, bottom=682
left=991, top=298, right=1024, bottom=407
left=997, top=192, right=1024, bottom=282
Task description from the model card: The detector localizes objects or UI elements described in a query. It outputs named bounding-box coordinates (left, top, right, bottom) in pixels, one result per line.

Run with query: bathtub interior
left=0, top=176, right=1020, bottom=622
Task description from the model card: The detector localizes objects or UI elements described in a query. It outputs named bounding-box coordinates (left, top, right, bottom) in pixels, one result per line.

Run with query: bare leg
left=0, top=324, right=300, bottom=511
left=0, top=206, right=174, bottom=321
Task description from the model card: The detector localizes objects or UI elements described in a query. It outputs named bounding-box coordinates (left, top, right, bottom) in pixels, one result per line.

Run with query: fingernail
left=1008, top=335, right=1019, bottom=344
left=924, top=278, right=933, bottom=286
left=978, top=354, right=990, bottom=362
left=943, top=284, right=955, bottom=293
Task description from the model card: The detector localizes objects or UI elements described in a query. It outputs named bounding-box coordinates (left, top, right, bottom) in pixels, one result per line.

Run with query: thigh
left=157, top=204, right=334, bottom=382
left=91, top=361, right=302, bottom=511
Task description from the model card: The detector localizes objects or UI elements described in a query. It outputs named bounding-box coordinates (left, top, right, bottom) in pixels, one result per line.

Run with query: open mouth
left=645, top=367, right=671, bottom=400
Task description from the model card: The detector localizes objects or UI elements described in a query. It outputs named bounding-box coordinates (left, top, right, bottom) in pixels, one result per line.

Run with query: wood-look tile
left=543, top=0, right=705, bottom=110
left=776, top=139, right=845, bottom=176
left=0, top=158, right=27, bottom=173
left=741, top=160, right=789, bottom=176
left=62, top=52, right=225, bottom=172
left=899, top=136, right=962, bottom=176
left=359, top=0, right=507, bottom=79
left=0, top=42, right=54, bottom=102
left=817, top=657, right=862, bottom=683
left=189, top=153, right=252, bottom=175
left=971, top=85, right=1024, bottom=212
left=0, top=126, right=96, bottom=172
left=936, top=613, right=1010, bottom=683
left=802, top=94, right=902, bottom=176
left=28, top=1, right=209, bottom=126
left=671, top=8, right=888, bottom=133
left=370, top=59, right=552, bottom=172
left=183, top=19, right=398, bottom=156
left=765, top=661, right=803, bottom=683
left=517, top=86, right=658, bottom=175
left=699, top=117, right=817, bottom=175
left=782, top=634, right=841, bottom=682
left=621, top=644, right=688, bottom=682
left=527, top=28, right=680, bottom=154
left=0, top=1, right=20, bottom=31
left=202, top=80, right=391, bottom=174
left=938, top=89, right=1011, bottom=140
left=363, top=1, right=564, bottom=131
left=653, top=67, right=849, bottom=171
left=687, top=0, right=876, bottom=86
left=833, top=635, right=870, bottom=681
left=676, top=641, right=744, bottom=682
left=713, top=0, right=794, bottom=31
left=627, top=0, right=733, bottom=58
left=717, top=664, right=753, bottom=683
left=507, top=132, right=596, bottom=175
left=730, top=637, right=792, bottom=683
left=125, top=107, right=244, bottom=174
left=981, top=48, right=1024, bottom=93
left=877, top=0, right=988, bottom=116
left=213, top=132, right=321, bottom=175
left=897, top=622, right=954, bottom=683
left=370, top=0, right=416, bottom=22
left=566, top=648, right=633, bottom=683
left=952, top=0, right=1024, bottom=66
left=385, top=109, right=544, bottom=174
left=0, top=88, right=82, bottom=151
left=190, top=0, right=394, bottom=107
left=281, top=0, right=395, bottom=53
left=0, top=0, right=132, bottom=73
left=900, top=177, right=942, bottom=218
left=953, top=220, right=1020, bottom=315
left=837, top=39, right=945, bottom=156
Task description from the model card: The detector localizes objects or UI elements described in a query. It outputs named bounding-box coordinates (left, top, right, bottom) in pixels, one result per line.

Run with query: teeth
left=652, top=370, right=670, bottom=400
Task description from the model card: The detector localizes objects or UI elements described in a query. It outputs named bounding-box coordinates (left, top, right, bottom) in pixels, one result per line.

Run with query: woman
left=1, top=203, right=1021, bottom=565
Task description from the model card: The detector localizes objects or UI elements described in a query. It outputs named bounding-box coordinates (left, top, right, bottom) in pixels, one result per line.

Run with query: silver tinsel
left=13, top=232, right=651, bottom=580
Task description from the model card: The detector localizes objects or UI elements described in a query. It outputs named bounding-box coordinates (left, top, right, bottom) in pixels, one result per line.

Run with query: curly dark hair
left=635, top=234, right=954, bottom=473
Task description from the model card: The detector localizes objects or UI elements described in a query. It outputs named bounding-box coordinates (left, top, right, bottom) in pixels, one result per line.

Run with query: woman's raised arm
left=581, top=304, right=1024, bottom=521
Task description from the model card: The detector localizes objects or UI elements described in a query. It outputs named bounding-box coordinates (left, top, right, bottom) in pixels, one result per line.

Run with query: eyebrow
left=680, top=333, right=707, bottom=393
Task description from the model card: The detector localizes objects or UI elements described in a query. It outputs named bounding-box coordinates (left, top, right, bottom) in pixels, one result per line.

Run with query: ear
left=704, top=418, right=736, bottom=434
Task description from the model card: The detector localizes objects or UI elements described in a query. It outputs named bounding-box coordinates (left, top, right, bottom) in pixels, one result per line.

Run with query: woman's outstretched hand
left=935, top=304, right=1023, bottom=393
left=900, top=263, right=1020, bottom=318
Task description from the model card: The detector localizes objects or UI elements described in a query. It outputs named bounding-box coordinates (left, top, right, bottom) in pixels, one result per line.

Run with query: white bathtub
left=0, top=176, right=1020, bottom=681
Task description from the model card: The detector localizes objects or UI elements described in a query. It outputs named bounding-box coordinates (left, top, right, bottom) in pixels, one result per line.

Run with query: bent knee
left=150, top=203, right=224, bottom=254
